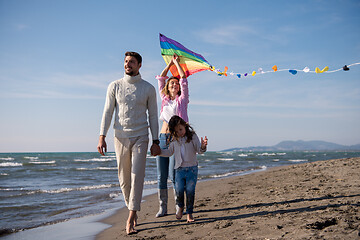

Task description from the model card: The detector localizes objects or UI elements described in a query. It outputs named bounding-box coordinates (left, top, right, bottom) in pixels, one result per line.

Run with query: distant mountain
left=223, top=140, right=360, bottom=152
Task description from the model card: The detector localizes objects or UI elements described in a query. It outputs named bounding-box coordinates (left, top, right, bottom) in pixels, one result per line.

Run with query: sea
left=1, top=150, right=360, bottom=238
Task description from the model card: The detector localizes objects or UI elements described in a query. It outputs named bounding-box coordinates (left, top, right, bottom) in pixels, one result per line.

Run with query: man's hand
left=150, top=144, right=161, bottom=156
left=97, top=135, right=107, bottom=156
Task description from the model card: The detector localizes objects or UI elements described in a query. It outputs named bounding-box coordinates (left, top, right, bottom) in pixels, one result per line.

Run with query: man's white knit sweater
left=99, top=73, right=159, bottom=140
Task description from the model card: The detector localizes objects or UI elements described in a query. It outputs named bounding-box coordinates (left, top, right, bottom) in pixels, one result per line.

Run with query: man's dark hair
left=125, top=51, right=142, bottom=64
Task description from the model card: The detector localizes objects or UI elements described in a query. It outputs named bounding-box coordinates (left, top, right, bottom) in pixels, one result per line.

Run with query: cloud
left=190, top=99, right=360, bottom=110
left=15, top=24, right=29, bottom=31
left=195, top=25, right=257, bottom=46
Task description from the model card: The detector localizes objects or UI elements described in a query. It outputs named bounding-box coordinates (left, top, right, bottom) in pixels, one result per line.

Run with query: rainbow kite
left=160, top=33, right=213, bottom=78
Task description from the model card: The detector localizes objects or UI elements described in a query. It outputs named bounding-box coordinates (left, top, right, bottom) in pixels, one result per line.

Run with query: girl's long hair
left=168, top=115, right=194, bottom=143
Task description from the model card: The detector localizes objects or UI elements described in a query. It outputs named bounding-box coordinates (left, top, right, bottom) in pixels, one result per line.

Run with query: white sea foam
left=0, top=157, right=14, bottom=161
left=97, top=167, right=117, bottom=170
left=76, top=167, right=117, bottom=171
left=0, top=162, right=22, bottom=167
left=218, top=158, right=234, bottom=161
left=24, top=156, right=39, bottom=160
left=238, top=154, right=248, bottom=157
left=42, top=184, right=114, bottom=194
left=288, top=159, right=308, bottom=162
left=210, top=172, right=237, bottom=178
left=144, top=180, right=157, bottom=185
left=0, top=173, right=9, bottom=176
left=258, top=153, right=276, bottom=156
left=74, top=158, right=113, bottom=162
left=29, top=161, right=56, bottom=164
left=109, top=192, right=121, bottom=199
left=277, top=153, right=286, bottom=155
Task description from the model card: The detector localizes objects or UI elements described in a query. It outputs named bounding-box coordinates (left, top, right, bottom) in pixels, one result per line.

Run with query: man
left=97, top=51, right=161, bottom=235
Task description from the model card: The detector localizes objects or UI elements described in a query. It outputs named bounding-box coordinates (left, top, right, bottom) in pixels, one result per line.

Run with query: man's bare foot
left=176, top=207, right=184, bottom=220
left=126, top=210, right=138, bottom=234
left=126, top=221, right=137, bottom=235
left=133, top=212, right=138, bottom=227
left=187, top=213, right=195, bottom=223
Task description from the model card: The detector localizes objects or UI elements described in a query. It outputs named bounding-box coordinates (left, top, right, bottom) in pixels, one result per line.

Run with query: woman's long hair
left=168, top=115, right=194, bottom=143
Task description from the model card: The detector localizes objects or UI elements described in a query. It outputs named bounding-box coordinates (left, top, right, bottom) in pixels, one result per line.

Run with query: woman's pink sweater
left=156, top=76, right=189, bottom=123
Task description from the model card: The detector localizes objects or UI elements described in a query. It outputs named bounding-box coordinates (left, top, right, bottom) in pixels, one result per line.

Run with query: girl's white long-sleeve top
left=160, top=133, right=206, bottom=169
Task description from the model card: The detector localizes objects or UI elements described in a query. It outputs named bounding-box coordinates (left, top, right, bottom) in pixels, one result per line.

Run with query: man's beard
left=126, top=69, right=138, bottom=76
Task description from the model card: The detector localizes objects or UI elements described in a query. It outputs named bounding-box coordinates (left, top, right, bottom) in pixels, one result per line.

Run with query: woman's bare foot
left=187, top=213, right=195, bottom=223
left=176, top=207, right=184, bottom=220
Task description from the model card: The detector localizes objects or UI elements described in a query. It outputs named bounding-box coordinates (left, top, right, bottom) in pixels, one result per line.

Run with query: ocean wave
left=37, top=184, right=116, bottom=195
left=288, top=159, right=308, bottom=162
left=258, top=153, right=276, bottom=156
left=277, top=153, right=287, bottom=155
left=0, top=157, right=14, bottom=161
left=28, top=161, right=56, bottom=165
left=0, top=162, right=22, bottom=167
left=144, top=180, right=157, bottom=185
left=238, top=154, right=248, bottom=157
left=109, top=192, right=121, bottom=199
left=74, top=158, right=114, bottom=162
left=217, top=158, right=234, bottom=161
left=24, top=156, right=39, bottom=160
left=76, top=167, right=117, bottom=171
left=209, top=172, right=239, bottom=178
left=1, top=173, right=9, bottom=176
left=207, top=166, right=267, bottom=179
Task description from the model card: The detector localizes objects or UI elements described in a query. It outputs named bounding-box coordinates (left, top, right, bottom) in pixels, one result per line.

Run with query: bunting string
left=215, top=62, right=360, bottom=78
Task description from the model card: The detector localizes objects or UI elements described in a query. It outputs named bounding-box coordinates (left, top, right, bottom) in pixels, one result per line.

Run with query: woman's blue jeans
left=156, top=133, right=175, bottom=189
left=175, top=165, right=198, bottom=214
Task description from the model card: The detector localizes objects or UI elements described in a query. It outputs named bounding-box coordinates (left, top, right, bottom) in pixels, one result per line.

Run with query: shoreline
left=0, top=167, right=267, bottom=240
left=96, top=157, right=360, bottom=239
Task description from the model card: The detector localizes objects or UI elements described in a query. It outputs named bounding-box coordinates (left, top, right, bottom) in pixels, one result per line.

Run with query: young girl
left=158, top=115, right=208, bottom=223
left=155, top=53, right=189, bottom=217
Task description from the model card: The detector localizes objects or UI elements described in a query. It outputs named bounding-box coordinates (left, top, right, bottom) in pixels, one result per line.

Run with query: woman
left=155, top=54, right=189, bottom=217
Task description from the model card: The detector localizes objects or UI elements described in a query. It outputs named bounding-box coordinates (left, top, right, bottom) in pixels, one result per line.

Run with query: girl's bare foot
left=187, top=213, right=195, bottom=223
left=176, top=207, right=184, bottom=220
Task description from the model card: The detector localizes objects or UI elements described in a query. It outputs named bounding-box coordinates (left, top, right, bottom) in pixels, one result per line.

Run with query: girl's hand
left=201, top=136, right=208, bottom=149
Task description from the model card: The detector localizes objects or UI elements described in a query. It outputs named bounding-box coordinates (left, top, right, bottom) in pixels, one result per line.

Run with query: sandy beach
left=96, top=157, right=360, bottom=240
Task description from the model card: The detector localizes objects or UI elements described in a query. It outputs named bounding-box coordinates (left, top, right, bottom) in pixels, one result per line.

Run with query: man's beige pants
left=114, top=135, right=149, bottom=211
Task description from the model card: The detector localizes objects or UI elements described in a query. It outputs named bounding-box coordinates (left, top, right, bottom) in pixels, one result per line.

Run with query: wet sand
left=96, top=157, right=360, bottom=239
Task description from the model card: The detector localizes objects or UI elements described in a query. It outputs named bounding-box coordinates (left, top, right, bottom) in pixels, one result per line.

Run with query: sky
left=0, top=0, right=359, bottom=152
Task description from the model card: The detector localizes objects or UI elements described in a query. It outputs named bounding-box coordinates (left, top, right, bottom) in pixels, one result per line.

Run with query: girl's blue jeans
left=175, top=165, right=198, bottom=214
left=156, top=133, right=175, bottom=189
